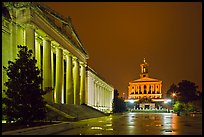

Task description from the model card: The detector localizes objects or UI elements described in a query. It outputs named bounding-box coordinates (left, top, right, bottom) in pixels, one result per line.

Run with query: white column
left=66, top=52, right=74, bottom=104
left=55, top=46, right=63, bottom=103
left=80, top=62, right=86, bottom=104
left=35, top=36, right=42, bottom=90
left=43, top=37, right=52, bottom=102
left=25, top=25, right=35, bottom=55
left=92, top=79, right=95, bottom=106
left=101, top=86, right=104, bottom=108
left=97, top=83, right=100, bottom=108
left=94, top=82, right=98, bottom=107
left=104, top=88, right=107, bottom=108
left=17, top=25, right=24, bottom=47
left=87, top=75, right=91, bottom=105
left=73, top=57, right=80, bottom=105
left=90, top=77, right=92, bottom=106
left=100, top=86, right=103, bottom=108
left=35, top=36, right=41, bottom=70
left=85, top=70, right=89, bottom=105
left=111, top=89, right=114, bottom=110
left=103, top=87, right=105, bottom=107
left=108, top=89, right=111, bottom=110
left=11, top=22, right=17, bottom=60
left=101, top=85, right=103, bottom=108
left=98, top=83, right=100, bottom=107
left=51, top=50, right=54, bottom=92
left=107, top=90, right=110, bottom=109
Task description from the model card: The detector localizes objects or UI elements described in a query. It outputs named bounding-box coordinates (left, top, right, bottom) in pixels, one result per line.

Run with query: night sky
left=43, top=2, right=202, bottom=98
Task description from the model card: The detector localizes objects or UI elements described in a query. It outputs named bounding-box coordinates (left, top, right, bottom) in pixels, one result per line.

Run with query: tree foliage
left=167, top=80, right=200, bottom=103
left=177, top=80, right=200, bottom=103
left=167, top=80, right=201, bottom=114
left=173, top=101, right=196, bottom=114
left=173, top=101, right=184, bottom=113
left=2, top=45, right=47, bottom=124
left=112, top=89, right=126, bottom=113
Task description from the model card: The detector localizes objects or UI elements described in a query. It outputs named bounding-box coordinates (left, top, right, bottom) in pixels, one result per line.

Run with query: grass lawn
left=2, top=121, right=61, bottom=132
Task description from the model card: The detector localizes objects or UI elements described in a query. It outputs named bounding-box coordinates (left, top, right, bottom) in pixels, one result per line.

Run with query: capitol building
left=127, top=58, right=165, bottom=110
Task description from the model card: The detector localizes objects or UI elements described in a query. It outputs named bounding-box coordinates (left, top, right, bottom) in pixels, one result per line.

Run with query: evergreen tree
left=2, top=45, right=47, bottom=124
left=112, top=89, right=126, bottom=113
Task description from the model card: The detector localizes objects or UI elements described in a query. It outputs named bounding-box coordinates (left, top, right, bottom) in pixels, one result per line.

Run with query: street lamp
left=172, top=93, right=176, bottom=104
left=123, top=92, right=125, bottom=99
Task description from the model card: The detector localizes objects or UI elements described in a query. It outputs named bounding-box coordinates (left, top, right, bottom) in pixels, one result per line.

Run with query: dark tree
left=177, top=80, right=200, bottom=103
left=166, top=83, right=178, bottom=99
left=2, top=45, right=47, bottom=124
left=112, top=89, right=126, bottom=113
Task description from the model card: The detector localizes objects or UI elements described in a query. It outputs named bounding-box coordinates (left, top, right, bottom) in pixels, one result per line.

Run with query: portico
left=2, top=2, right=114, bottom=113
left=2, top=2, right=88, bottom=105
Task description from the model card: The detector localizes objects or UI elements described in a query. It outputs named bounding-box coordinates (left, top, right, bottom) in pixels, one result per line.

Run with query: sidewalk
left=2, top=122, right=77, bottom=135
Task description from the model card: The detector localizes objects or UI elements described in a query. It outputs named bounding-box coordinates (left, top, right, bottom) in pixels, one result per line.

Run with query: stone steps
left=46, top=102, right=107, bottom=121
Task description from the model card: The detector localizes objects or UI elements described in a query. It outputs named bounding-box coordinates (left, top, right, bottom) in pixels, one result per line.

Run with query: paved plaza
left=2, top=112, right=202, bottom=135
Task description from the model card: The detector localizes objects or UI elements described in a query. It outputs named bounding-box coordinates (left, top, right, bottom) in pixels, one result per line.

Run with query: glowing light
left=128, top=99, right=135, bottom=103
left=106, top=128, right=113, bottom=131
left=105, top=124, right=112, bottom=127
left=91, top=127, right=103, bottom=130
left=2, top=120, right=15, bottom=123
left=164, top=99, right=171, bottom=103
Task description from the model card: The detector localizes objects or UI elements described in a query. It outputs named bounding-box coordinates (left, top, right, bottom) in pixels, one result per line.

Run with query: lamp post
left=172, top=93, right=176, bottom=104
left=123, top=92, right=125, bottom=99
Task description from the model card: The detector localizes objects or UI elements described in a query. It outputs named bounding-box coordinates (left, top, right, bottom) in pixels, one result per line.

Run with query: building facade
left=86, top=67, right=114, bottom=113
left=2, top=2, right=114, bottom=112
left=127, top=58, right=164, bottom=109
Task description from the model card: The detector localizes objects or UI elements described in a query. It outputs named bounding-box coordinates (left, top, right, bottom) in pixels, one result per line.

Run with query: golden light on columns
left=73, top=56, right=80, bottom=105
left=55, top=45, right=63, bottom=103
left=42, top=36, right=52, bottom=102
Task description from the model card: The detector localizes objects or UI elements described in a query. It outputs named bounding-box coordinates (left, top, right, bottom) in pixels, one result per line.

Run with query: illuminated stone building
left=2, top=2, right=113, bottom=112
left=127, top=58, right=164, bottom=109
left=86, top=67, right=114, bottom=113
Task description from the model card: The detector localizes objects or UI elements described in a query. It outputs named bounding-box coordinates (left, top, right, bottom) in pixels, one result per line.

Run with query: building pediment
left=3, top=2, right=89, bottom=61
left=33, top=3, right=89, bottom=58
left=130, top=77, right=161, bottom=83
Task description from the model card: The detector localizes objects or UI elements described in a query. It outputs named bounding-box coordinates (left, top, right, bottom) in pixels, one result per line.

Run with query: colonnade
left=3, top=21, right=87, bottom=105
left=13, top=23, right=113, bottom=107
left=87, top=68, right=114, bottom=112
left=129, top=83, right=162, bottom=99
left=132, top=84, right=162, bottom=94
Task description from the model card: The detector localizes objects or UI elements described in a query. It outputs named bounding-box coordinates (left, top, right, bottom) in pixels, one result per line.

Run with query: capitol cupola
left=140, top=58, right=149, bottom=78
